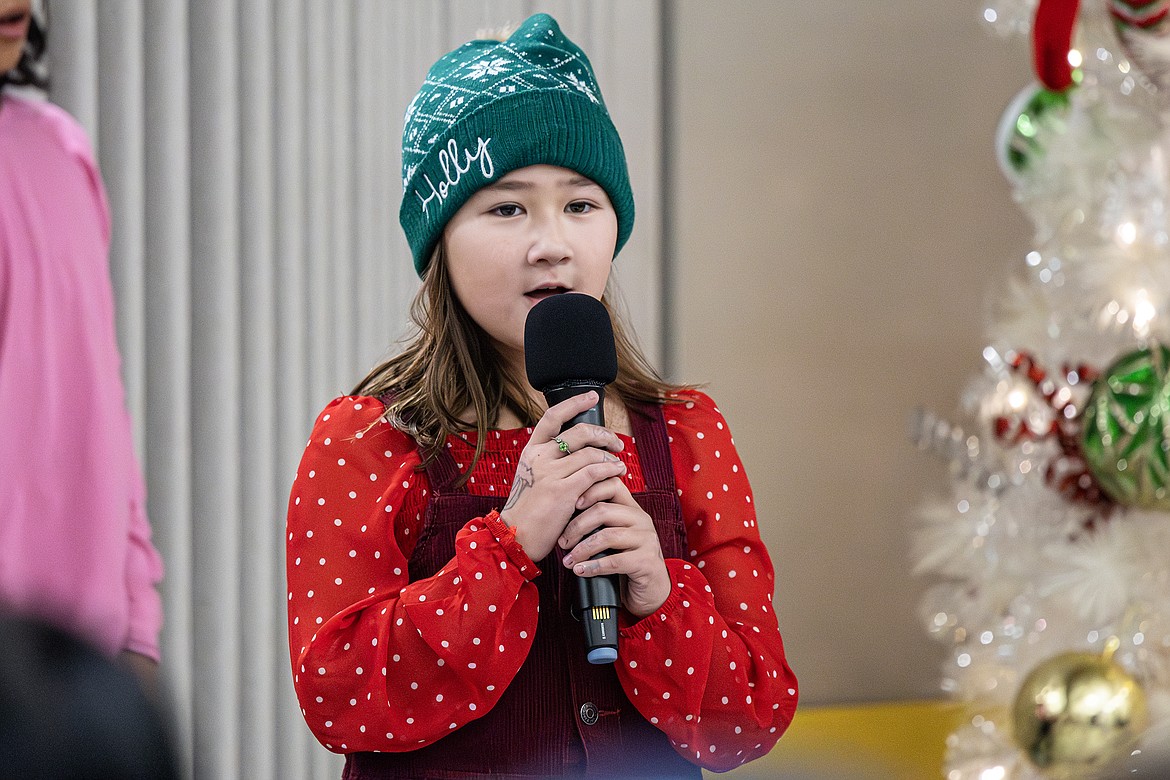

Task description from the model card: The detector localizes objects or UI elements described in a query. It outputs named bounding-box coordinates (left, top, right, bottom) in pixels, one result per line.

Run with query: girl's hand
left=558, top=476, right=671, bottom=618
left=501, top=391, right=628, bottom=562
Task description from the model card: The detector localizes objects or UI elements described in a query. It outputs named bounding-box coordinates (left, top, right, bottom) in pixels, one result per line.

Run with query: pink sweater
left=0, top=94, right=163, bottom=660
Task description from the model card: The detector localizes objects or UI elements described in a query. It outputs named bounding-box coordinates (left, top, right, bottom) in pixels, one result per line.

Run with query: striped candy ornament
left=1110, top=0, right=1170, bottom=91
left=1109, top=0, right=1170, bottom=30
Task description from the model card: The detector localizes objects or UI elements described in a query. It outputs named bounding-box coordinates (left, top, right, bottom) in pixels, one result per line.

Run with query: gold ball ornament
left=1012, top=649, right=1148, bottom=775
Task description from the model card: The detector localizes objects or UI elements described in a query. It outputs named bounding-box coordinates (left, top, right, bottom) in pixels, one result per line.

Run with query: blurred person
left=0, top=610, right=178, bottom=780
left=0, top=1, right=164, bottom=684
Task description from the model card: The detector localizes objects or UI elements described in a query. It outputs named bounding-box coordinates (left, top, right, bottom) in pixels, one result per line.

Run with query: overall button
left=579, top=701, right=599, bottom=726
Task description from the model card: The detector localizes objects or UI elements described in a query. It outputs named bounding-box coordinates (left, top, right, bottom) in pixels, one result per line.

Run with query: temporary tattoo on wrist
left=503, top=461, right=534, bottom=510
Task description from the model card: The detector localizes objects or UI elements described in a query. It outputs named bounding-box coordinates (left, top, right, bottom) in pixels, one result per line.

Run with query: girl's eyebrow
left=480, top=175, right=602, bottom=193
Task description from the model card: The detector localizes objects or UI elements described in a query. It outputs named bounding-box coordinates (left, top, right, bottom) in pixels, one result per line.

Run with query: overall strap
left=626, top=400, right=676, bottom=493
left=376, top=391, right=466, bottom=494
left=423, top=441, right=465, bottom=494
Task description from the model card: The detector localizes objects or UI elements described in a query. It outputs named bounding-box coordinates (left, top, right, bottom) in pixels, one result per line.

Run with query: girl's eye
left=566, top=201, right=594, bottom=214
left=492, top=204, right=522, bottom=217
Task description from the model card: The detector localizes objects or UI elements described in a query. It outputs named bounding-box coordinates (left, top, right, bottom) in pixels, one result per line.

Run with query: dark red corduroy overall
left=343, top=402, right=702, bottom=779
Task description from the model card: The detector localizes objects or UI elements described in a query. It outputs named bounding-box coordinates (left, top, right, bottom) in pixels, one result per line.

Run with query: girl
left=0, top=2, right=164, bottom=681
left=287, top=13, right=797, bottom=778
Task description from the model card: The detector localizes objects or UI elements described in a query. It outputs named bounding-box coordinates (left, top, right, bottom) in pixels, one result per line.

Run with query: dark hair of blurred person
left=0, top=612, right=179, bottom=780
left=0, top=2, right=47, bottom=92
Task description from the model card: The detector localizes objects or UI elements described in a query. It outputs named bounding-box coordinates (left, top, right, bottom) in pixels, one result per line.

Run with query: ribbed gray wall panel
left=47, top=1, right=664, bottom=776
left=142, top=1, right=195, bottom=774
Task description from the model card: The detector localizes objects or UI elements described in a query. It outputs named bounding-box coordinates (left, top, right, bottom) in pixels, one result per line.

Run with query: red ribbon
left=1033, top=0, right=1082, bottom=91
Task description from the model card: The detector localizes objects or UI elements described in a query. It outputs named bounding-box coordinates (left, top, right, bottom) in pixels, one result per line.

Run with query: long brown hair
left=353, top=243, right=689, bottom=481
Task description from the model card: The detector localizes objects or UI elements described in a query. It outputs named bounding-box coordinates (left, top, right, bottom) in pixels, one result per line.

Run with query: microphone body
left=544, top=380, right=620, bottom=665
left=524, top=293, right=621, bottom=665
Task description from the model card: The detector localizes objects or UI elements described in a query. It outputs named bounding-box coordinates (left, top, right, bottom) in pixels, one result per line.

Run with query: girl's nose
left=527, top=219, right=572, bottom=266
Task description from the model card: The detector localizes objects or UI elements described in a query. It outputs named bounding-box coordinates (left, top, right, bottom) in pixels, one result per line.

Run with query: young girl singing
left=286, top=14, right=797, bottom=778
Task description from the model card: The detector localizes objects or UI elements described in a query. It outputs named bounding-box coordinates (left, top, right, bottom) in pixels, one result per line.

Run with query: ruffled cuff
left=617, top=558, right=690, bottom=633
left=481, top=510, right=541, bottom=581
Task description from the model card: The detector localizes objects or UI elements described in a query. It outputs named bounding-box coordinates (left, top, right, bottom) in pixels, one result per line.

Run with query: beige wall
left=669, top=2, right=1033, bottom=704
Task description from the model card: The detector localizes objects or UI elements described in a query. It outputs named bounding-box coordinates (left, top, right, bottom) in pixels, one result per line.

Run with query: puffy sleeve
left=286, top=396, right=542, bottom=753
left=614, top=390, right=798, bottom=771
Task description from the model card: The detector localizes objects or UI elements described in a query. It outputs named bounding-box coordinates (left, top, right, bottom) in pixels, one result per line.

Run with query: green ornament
left=996, top=84, right=1072, bottom=180
left=1082, top=345, right=1170, bottom=509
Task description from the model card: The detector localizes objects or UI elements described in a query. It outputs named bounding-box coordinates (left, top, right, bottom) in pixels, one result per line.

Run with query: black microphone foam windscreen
left=524, top=293, right=618, bottom=391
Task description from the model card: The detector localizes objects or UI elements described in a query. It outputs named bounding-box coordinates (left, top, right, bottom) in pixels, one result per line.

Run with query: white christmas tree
left=913, top=0, right=1170, bottom=776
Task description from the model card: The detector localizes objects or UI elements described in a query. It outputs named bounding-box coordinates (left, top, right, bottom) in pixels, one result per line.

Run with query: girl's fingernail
left=574, top=563, right=587, bottom=575
left=562, top=554, right=573, bottom=566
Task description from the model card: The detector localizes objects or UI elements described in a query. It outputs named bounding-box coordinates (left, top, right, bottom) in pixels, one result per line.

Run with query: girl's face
left=443, top=164, right=618, bottom=371
left=0, top=2, right=31, bottom=75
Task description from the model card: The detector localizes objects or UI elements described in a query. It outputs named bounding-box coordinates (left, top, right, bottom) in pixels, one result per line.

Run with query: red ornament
left=1033, top=0, right=1082, bottom=91
left=993, top=351, right=1112, bottom=510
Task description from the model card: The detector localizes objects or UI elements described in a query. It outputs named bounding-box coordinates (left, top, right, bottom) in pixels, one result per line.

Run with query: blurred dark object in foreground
left=0, top=611, right=178, bottom=780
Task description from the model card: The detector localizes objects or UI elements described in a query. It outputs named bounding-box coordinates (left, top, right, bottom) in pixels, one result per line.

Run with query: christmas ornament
left=1012, top=647, right=1148, bottom=773
left=1082, top=344, right=1170, bottom=509
left=1033, top=0, right=1083, bottom=91
left=1109, top=0, right=1170, bottom=93
left=996, top=83, right=1072, bottom=180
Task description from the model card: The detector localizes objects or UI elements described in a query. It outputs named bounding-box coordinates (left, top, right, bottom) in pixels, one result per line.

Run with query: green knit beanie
left=399, top=13, right=635, bottom=277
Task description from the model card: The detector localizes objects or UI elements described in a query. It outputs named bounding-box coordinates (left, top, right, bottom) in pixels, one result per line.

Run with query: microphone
left=524, top=292, right=621, bottom=664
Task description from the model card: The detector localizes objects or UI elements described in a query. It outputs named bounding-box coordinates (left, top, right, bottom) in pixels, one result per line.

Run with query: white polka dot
left=728, top=570, right=736, bottom=578
left=335, top=578, right=342, bottom=585
left=337, top=458, right=346, bottom=466
left=317, top=498, right=325, bottom=506
left=436, top=694, right=444, bottom=702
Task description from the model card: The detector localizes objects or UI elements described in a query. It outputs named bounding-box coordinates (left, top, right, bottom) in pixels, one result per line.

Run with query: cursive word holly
left=414, top=136, right=494, bottom=216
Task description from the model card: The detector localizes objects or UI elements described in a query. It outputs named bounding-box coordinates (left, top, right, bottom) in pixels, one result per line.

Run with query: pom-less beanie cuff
left=399, top=13, right=635, bottom=277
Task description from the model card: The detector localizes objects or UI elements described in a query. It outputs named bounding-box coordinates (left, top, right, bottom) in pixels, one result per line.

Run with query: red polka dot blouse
left=286, top=389, right=797, bottom=771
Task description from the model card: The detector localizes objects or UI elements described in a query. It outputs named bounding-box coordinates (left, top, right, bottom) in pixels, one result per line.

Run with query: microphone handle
left=543, top=382, right=621, bottom=664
